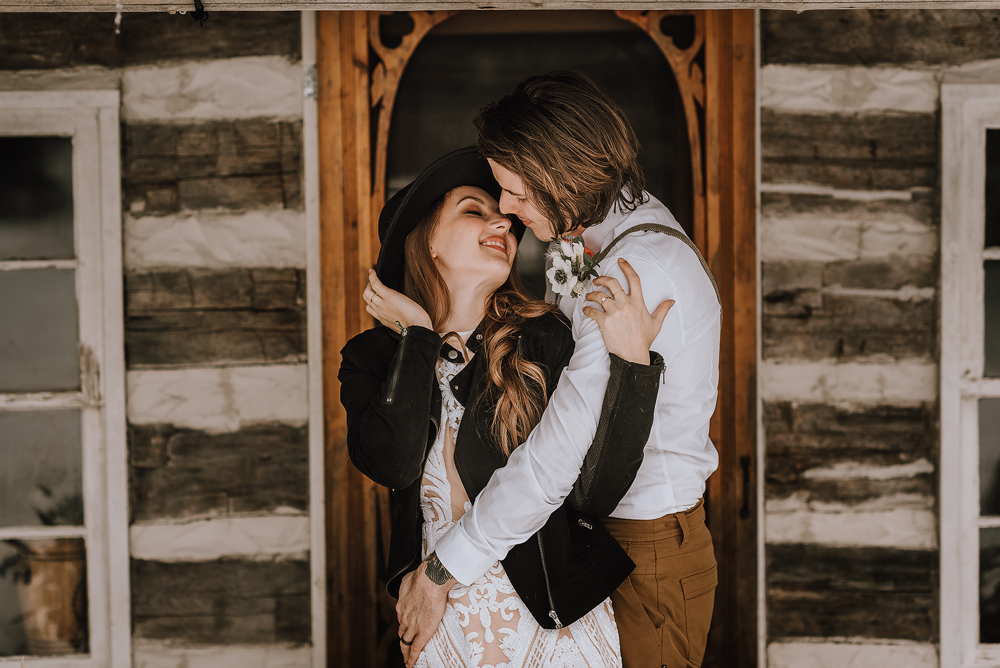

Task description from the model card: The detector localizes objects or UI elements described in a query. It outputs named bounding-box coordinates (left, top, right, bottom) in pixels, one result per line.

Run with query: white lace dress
left=414, top=355, right=622, bottom=668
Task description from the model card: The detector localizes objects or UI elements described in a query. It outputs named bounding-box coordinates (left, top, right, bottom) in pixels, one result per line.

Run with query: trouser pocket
left=680, top=563, right=717, bottom=668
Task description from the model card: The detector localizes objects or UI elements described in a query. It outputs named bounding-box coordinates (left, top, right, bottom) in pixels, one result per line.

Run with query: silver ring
left=372, top=291, right=378, bottom=299
left=601, top=296, right=607, bottom=305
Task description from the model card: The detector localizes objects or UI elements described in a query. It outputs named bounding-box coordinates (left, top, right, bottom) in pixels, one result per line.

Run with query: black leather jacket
left=338, top=311, right=664, bottom=629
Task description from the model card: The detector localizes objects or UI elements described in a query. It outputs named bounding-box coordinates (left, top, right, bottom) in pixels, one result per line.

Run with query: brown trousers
left=603, top=500, right=717, bottom=668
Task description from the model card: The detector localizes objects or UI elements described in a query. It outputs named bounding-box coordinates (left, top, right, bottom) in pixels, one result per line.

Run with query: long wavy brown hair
left=403, top=192, right=560, bottom=457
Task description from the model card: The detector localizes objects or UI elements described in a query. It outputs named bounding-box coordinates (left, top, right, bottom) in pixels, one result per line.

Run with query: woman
left=339, top=148, right=665, bottom=667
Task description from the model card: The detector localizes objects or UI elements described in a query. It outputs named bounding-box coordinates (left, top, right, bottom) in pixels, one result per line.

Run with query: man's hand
left=396, top=552, right=455, bottom=667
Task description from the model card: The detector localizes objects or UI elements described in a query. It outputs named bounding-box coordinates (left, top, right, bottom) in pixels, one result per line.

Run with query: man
left=397, top=70, right=721, bottom=668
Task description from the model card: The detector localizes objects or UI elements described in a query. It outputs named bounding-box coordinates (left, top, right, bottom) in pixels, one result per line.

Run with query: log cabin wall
left=0, top=14, right=313, bottom=667
left=760, top=9, right=1000, bottom=667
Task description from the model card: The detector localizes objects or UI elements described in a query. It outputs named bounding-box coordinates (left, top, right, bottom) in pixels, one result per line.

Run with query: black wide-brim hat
left=376, top=146, right=525, bottom=293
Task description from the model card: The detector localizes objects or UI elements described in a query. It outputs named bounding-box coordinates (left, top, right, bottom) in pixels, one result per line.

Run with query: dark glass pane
left=0, top=539, right=88, bottom=656
left=987, top=261, right=1000, bottom=378
left=386, top=21, right=693, bottom=298
left=981, top=399, right=1000, bottom=516
left=982, top=527, right=1000, bottom=644
left=0, top=410, right=83, bottom=528
left=388, top=29, right=691, bottom=230
left=987, top=129, right=1000, bottom=248
left=0, top=269, right=80, bottom=392
left=0, top=137, right=74, bottom=261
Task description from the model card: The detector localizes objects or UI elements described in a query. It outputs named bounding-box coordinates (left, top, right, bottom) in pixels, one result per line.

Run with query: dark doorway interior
left=385, top=11, right=693, bottom=298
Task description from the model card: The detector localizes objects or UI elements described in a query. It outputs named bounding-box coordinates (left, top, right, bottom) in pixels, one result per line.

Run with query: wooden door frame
left=316, top=10, right=757, bottom=666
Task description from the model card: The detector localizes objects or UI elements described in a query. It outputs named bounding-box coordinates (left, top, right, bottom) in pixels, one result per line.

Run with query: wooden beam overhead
left=3, top=0, right=1000, bottom=11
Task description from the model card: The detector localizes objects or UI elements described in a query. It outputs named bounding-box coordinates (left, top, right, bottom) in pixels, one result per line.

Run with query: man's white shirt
left=434, top=193, right=721, bottom=586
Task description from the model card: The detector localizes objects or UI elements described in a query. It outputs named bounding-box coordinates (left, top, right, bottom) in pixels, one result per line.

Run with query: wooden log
left=763, top=292, right=935, bottom=360
left=764, top=401, right=936, bottom=456
left=762, top=9, right=1000, bottom=67
left=763, top=258, right=936, bottom=295
left=765, top=399, right=936, bottom=504
left=129, top=423, right=308, bottom=521
left=761, top=109, right=937, bottom=190
left=123, top=120, right=303, bottom=215
left=766, top=543, right=936, bottom=641
left=0, top=12, right=300, bottom=71
left=131, top=558, right=310, bottom=644
left=126, top=269, right=304, bottom=312
left=125, top=269, right=306, bottom=366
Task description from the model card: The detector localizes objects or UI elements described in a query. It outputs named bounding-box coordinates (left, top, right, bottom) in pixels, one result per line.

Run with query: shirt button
left=476, top=333, right=483, bottom=341
left=447, top=350, right=458, bottom=360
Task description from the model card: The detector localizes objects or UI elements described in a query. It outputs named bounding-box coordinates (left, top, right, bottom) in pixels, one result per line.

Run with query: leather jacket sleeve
left=566, top=350, right=666, bottom=517
left=338, top=325, right=442, bottom=490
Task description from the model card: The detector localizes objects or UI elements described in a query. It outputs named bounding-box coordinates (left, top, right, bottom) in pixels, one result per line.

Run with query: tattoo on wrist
left=424, top=552, right=453, bottom=586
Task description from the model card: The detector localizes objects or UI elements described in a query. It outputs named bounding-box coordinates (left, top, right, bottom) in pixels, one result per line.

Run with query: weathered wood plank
left=131, top=558, right=310, bottom=644
left=762, top=9, right=1000, bottom=66
left=0, top=13, right=300, bottom=71
left=123, top=120, right=303, bottom=215
left=763, top=257, right=936, bottom=295
left=766, top=543, right=937, bottom=641
left=761, top=109, right=937, bottom=190
left=763, top=292, right=935, bottom=360
left=764, top=401, right=935, bottom=455
left=125, top=269, right=305, bottom=366
left=126, top=269, right=304, bottom=311
left=765, top=401, right=936, bottom=505
left=130, top=423, right=308, bottom=521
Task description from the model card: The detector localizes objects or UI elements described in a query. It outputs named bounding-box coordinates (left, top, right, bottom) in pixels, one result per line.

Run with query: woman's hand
left=364, top=269, right=433, bottom=332
left=582, top=258, right=674, bottom=364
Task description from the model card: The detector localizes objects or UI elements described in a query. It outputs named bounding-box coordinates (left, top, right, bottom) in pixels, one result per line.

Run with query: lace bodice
left=414, top=354, right=621, bottom=668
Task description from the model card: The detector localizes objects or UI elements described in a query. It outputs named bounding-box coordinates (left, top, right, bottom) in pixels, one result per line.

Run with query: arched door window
left=385, top=12, right=695, bottom=297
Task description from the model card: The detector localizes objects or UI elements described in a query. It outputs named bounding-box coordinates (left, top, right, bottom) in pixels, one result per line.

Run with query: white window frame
left=941, top=82, right=1000, bottom=668
left=0, top=91, right=129, bottom=668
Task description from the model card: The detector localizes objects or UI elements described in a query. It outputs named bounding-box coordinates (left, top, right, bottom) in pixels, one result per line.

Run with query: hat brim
left=375, top=147, right=525, bottom=293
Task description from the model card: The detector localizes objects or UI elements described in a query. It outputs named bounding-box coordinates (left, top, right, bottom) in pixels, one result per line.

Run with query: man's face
left=487, top=159, right=558, bottom=242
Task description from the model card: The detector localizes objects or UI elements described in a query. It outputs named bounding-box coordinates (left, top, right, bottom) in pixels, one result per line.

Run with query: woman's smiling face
left=429, top=186, right=517, bottom=294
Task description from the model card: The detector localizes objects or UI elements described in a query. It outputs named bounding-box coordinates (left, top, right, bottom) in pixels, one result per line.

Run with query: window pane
left=0, top=137, right=74, bottom=261
left=982, top=399, right=1000, bottom=517
left=982, top=527, right=1000, bottom=644
left=0, top=539, right=88, bottom=656
left=988, top=129, right=1000, bottom=248
left=0, top=268, right=80, bottom=392
left=986, top=261, right=1000, bottom=378
left=0, top=410, right=83, bottom=528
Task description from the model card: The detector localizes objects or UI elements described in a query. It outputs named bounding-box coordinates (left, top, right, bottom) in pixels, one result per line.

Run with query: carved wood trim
left=615, top=9, right=707, bottom=250
left=369, top=10, right=458, bottom=233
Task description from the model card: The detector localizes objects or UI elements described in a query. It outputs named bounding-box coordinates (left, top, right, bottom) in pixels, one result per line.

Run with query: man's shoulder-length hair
left=473, top=70, right=647, bottom=237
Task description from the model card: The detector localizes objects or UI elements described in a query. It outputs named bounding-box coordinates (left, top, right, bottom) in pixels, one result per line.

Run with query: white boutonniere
left=546, top=236, right=597, bottom=298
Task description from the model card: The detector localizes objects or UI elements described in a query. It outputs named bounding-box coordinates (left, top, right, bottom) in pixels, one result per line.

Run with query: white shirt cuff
left=434, top=524, right=496, bottom=587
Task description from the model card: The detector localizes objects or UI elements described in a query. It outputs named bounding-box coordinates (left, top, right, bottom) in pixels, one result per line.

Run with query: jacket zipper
left=536, top=534, right=563, bottom=629
left=384, top=327, right=408, bottom=405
